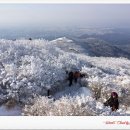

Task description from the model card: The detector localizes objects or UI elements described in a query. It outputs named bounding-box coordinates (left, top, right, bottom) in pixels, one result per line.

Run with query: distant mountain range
left=72, top=28, right=130, bottom=59
left=54, top=37, right=130, bottom=59
left=79, top=38, right=130, bottom=58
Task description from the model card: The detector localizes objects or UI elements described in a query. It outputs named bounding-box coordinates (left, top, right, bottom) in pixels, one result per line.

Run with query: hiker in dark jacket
left=68, top=71, right=74, bottom=86
left=104, top=92, right=119, bottom=111
left=73, top=71, right=81, bottom=83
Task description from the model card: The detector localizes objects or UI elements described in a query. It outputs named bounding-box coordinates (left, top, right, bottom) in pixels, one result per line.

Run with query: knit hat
left=111, top=92, right=118, bottom=98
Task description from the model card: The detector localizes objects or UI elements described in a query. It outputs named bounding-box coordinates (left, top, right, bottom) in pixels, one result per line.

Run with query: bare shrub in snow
left=88, top=79, right=103, bottom=100
left=5, top=98, right=17, bottom=109
left=22, top=95, right=129, bottom=116
left=22, top=96, right=95, bottom=116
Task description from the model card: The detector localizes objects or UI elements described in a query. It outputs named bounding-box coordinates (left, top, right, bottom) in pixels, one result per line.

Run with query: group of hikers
left=66, top=70, right=86, bottom=86
left=66, top=70, right=119, bottom=112
left=47, top=69, right=119, bottom=112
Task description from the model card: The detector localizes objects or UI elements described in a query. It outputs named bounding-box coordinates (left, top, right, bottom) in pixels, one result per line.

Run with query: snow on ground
left=54, top=83, right=92, bottom=99
left=0, top=37, right=130, bottom=115
left=0, top=105, right=21, bottom=116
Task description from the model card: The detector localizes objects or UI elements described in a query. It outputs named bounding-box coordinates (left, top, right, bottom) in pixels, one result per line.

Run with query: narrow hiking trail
left=54, top=82, right=92, bottom=99
left=0, top=80, right=92, bottom=116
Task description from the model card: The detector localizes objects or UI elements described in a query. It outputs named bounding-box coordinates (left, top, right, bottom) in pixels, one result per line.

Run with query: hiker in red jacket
left=104, top=92, right=119, bottom=111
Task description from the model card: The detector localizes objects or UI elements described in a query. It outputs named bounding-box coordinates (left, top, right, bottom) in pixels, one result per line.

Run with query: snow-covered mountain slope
left=74, top=37, right=130, bottom=58
left=0, top=38, right=130, bottom=115
left=50, top=37, right=87, bottom=54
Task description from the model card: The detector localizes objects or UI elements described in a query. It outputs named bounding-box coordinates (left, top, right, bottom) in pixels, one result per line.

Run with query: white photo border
left=0, top=0, right=129, bottom=3
left=0, top=0, right=130, bottom=129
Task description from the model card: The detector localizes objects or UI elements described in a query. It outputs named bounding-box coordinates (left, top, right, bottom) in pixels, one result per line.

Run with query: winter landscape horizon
left=0, top=4, right=130, bottom=116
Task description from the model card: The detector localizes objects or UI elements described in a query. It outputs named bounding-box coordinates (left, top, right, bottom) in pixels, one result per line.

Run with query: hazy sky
left=0, top=4, right=130, bottom=28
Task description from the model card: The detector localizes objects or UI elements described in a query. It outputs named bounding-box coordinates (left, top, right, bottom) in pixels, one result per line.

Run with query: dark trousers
left=74, top=78, right=77, bottom=83
left=47, top=90, right=50, bottom=96
left=69, top=78, right=73, bottom=86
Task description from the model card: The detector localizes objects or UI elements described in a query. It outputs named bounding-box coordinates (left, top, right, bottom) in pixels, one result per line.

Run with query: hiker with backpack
left=67, top=70, right=87, bottom=86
